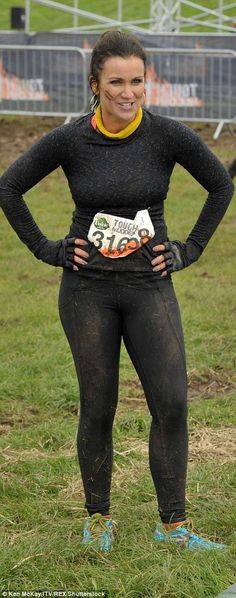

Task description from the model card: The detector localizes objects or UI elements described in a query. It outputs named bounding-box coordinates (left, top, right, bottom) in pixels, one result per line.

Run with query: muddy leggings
left=58, top=271, right=188, bottom=524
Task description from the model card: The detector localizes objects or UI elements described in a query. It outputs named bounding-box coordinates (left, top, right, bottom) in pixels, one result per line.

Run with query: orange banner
left=0, top=59, right=48, bottom=101
left=145, top=63, right=203, bottom=108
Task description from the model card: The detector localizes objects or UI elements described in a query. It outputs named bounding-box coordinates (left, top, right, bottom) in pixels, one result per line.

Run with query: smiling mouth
left=118, top=102, right=135, bottom=109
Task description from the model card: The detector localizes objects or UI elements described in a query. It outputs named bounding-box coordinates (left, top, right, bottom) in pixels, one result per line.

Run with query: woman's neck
left=94, top=106, right=143, bottom=139
left=101, top=116, right=133, bottom=134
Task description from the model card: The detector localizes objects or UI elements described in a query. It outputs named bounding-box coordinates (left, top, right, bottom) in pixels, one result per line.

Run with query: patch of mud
left=121, top=368, right=236, bottom=403
left=187, top=368, right=236, bottom=401
left=188, top=426, right=236, bottom=463
left=0, top=117, right=63, bottom=167
left=192, top=122, right=236, bottom=152
left=115, top=427, right=236, bottom=463
left=0, top=407, right=40, bottom=436
left=120, top=378, right=144, bottom=402
left=0, top=317, right=21, bottom=329
left=45, top=275, right=60, bottom=286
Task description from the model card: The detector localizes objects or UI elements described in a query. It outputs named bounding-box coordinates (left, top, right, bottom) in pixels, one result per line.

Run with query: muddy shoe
left=154, top=524, right=227, bottom=550
left=82, top=512, right=116, bottom=552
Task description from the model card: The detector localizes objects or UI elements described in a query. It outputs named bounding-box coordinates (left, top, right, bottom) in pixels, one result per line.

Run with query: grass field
left=1, top=0, right=236, bottom=32
left=0, top=116, right=235, bottom=596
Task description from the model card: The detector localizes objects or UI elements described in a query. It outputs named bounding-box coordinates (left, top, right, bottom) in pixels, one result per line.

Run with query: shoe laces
left=166, top=519, right=194, bottom=544
left=185, top=518, right=194, bottom=532
left=86, top=513, right=115, bottom=540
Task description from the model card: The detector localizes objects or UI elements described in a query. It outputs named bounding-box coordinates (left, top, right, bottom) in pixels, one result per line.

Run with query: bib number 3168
left=92, top=228, right=150, bottom=254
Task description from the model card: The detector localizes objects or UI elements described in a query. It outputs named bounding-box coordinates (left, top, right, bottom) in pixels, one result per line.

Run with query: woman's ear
left=89, top=76, right=99, bottom=96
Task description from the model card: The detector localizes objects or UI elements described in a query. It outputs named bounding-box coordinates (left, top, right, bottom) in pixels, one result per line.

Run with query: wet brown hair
left=89, top=30, right=146, bottom=110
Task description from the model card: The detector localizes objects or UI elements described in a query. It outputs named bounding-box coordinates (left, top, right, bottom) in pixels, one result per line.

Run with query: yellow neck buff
left=94, top=105, right=143, bottom=139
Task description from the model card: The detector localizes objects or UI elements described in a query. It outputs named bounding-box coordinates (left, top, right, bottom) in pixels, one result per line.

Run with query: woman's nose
left=120, top=86, right=134, bottom=99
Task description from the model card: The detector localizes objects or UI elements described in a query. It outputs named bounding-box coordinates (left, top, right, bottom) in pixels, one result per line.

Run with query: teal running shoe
left=82, top=512, right=116, bottom=552
left=154, top=524, right=227, bottom=550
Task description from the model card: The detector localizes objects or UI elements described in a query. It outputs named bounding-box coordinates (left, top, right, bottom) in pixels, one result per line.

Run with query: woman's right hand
left=33, top=236, right=89, bottom=270
left=73, top=238, right=89, bottom=271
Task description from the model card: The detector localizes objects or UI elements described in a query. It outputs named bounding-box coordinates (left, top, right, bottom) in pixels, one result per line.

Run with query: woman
left=0, top=31, right=234, bottom=553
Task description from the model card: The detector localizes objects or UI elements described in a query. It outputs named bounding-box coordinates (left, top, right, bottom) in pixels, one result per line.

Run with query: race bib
left=88, top=209, right=155, bottom=258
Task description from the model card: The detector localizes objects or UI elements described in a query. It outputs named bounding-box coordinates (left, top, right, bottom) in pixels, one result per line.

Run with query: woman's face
left=92, top=55, right=146, bottom=132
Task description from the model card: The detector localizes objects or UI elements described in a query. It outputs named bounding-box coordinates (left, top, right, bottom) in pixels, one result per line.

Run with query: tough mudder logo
left=94, top=216, right=109, bottom=230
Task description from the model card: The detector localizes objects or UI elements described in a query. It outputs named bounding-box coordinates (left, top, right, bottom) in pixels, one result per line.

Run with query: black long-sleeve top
left=0, top=109, right=234, bottom=274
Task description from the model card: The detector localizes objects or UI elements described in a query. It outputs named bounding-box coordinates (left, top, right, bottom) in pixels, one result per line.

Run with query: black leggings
left=58, top=271, right=188, bottom=524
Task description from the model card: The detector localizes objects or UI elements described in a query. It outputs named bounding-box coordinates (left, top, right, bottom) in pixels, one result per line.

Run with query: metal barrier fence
left=0, top=45, right=88, bottom=117
left=145, top=48, right=236, bottom=120
left=0, top=45, right=235, bottom=137
left=144, top=48, right=236, bottom=138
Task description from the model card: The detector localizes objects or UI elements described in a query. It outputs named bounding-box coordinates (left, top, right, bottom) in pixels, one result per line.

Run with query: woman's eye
left=109, top=79, right=143, bottom=85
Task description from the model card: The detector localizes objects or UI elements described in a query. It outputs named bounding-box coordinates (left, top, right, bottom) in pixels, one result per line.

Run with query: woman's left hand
left=151, top=244, right=168, bottom=277
left=151, top=240, right=202, bottom=276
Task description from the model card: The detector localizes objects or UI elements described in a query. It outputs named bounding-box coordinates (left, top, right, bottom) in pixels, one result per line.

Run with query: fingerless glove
left=162, top=239, right=203, bottom=273
left=33, top=236, right=76, bottom=269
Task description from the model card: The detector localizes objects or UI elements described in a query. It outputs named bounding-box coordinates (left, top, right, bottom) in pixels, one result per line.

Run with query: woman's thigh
left=58, top=275, right=122, bottom=415
left=120, top=280, right=187, bottom=418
